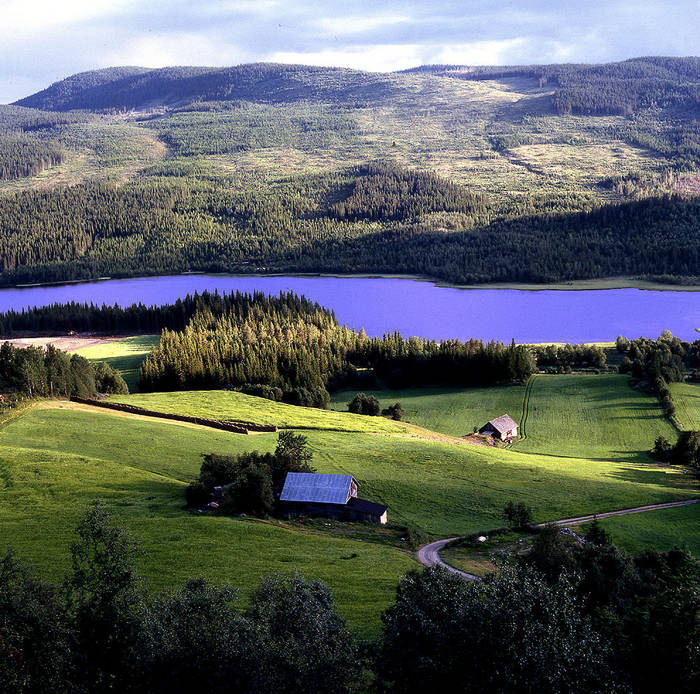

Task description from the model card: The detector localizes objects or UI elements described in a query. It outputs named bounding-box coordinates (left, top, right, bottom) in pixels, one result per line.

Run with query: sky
left=1, top=0, right=697, bottom=104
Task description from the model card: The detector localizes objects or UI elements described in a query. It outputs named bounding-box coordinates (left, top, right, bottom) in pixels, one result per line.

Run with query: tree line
left=0, top=136, right=65, bottom=181
left=2, top=501, right=697, bottom=693
left=136, top=291, right=535, bottom=398
left=0, top=342, right=127, bottom=405
left=618, top=331, right=700, bottom=420
left=0, top=170, right=698, bottom=286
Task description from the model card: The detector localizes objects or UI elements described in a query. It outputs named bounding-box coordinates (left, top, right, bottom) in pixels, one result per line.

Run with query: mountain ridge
left=13, top=57, right=700, bottom=116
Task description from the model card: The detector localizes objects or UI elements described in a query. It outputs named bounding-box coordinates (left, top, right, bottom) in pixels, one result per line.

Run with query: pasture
left=1, top=401, right=695, bottom=541
left=332, top=374, right=675, bottom=461
left=330, top=384, right=525, bottom=438
left=514, top=374, right=676, bottom=461
left=108, top=389, right=410, bottom=434
left=0, top=404, right=415, bottom=636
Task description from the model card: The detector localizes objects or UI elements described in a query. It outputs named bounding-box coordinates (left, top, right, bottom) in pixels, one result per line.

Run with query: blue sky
left=1, top=0, right=697, bottom=103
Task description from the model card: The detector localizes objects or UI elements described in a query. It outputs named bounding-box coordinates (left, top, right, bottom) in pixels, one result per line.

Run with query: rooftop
left=488, top=414, right=518, bottom=434
left=280, top=472, right=355, bottom=505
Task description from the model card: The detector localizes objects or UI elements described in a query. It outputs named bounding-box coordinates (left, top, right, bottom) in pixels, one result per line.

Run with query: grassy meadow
left=332, top=374, right=675, bottom=461
left=0, top=401, right=696, bottom=565
left=75, top=335, right=160, bottom=391
left=514, top=374, right=676, bottom=461
left=330, top=384, right=525, bottom=438
left=670, top=382, right=700, bottom=430
left=108, top=389, right=411, bottom=433
left=580, top=503, right=700, bottom=556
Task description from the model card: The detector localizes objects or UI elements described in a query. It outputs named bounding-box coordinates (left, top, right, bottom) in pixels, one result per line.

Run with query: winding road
left=416, top=498, right=700, bottom=581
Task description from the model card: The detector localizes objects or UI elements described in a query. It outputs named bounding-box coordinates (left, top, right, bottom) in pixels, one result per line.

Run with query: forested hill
left=406, top=57, right=700, bottom=116
left=13, top=64, right=398, bottom=112
left=14, top=57, right=700, bottom=115
left=1, top=57, right=699, bottom=287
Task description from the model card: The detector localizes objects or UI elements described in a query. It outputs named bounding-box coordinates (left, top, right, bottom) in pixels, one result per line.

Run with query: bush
left=503, top=500, right=533, bottom=528
left=652, top=435, right=672, bottom=461
left=672, top=430, right=700, bottom=469
left=347, top=393, right=380, bottom=415
left=282, top=386, right=330, bottom=409
left=381, top=402, right=403, bottom=420
left=238, top=383, right=283, bottom=401
left=185, top=481, right=210, bottom=509
left=191, top=433, right=315, bottom=517
left=94, top=362, right=129, bottom=394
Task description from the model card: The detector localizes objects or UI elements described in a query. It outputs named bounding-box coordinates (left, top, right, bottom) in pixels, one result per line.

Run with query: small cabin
left=280, top=472, right=388, bottom=524
left=479, top=414, right=518, bottom=442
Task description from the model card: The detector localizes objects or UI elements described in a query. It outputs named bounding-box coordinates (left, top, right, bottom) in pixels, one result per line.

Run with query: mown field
left=670, top=382, right=700, bottom=430
left=76, top=334, right=160, bottom=391
left=332, top=374, right=676, bottom=461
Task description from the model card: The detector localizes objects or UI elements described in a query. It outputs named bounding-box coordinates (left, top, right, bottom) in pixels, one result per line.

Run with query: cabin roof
left=280, top=472, right=355, bottom=505
left=487, top=414, right=518, bottom=434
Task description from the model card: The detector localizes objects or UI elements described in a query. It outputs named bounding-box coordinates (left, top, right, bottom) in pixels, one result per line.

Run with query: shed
left=280, top=472, right=387, bottom=524
left=479, top=414, right=519, bottom=441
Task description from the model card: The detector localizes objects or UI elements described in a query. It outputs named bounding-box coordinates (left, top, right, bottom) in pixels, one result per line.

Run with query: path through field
left=417, top=498, right=700, bottom=580
left=518, top=374, right=536, bottom=441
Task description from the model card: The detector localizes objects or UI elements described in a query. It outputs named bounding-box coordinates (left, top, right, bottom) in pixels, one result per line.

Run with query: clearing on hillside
left=75, top=335, right=160, bottom=391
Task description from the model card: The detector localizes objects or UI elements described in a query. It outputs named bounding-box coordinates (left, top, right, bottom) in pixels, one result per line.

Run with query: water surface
left=0, top=275, right=698, bottom=343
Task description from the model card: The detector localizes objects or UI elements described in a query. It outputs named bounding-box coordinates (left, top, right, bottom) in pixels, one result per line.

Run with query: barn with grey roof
left=479, top=414, right=518, bottom=441
left=280, top=472, right=388, bottom=524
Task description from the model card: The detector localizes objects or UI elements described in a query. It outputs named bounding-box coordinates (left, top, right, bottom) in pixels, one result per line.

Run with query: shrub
left=381, top=402, right=403, bottom=420
left=238, top=383, right=283, bottom=401
left=185, top=481, right=210, bottom=509
left=347, top=393, right=380, bottom=415
left=503, top=500, right=533, bottom=528
left=94, top=362, right=129, bottom=394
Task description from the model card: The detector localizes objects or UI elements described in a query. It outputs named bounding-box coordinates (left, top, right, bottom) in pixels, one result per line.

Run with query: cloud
left=269, top=45, right=424, bottom=73
left=0, top=1, right=698, bottom=104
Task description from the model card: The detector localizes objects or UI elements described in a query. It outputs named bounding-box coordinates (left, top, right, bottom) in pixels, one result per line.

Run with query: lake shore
left=7, top=272, right=700, bottom=293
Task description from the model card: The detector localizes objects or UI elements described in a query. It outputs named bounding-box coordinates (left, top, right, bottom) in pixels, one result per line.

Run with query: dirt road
left=416, top=498, right=699, bottom=580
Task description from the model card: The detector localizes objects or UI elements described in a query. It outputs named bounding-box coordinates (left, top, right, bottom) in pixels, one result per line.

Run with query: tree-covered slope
left=1, top=58, right=699, bottom=286
left=13, top=63, right=400, bottom=112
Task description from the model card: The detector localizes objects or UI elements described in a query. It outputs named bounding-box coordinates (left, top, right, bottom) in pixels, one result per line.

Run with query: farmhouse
left=479, top=414, right=519, bottom=442
left=280, top=472, right=388, bottom=524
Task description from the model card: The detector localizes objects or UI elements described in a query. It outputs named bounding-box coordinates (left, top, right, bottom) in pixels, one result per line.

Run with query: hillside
left=0, top=58, right=698, bottom=286
left=0, top=396, right=695, bottom=636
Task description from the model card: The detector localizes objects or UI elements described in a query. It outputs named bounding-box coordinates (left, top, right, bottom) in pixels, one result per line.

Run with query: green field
left=515, top=374, right=676, bottom=461
left=580, top=504, right=700, bottom=556
left=76, top=335, right=160, bottom=391
left=330, top=384, right=525, bottom=438
left=1, top=402, right=696, bottom=545
left=670, top=382, right=700, bottom=430
left=332, top=375, right=676, bottom=461
left=0, top=378, right=697, bottom=635
left=108, top=389, right=410, bottom=433
left=0, top=404, right=416, bottom=636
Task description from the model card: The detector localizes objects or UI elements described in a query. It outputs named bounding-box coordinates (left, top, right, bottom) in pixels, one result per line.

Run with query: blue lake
left=0, top=275, right=698, bottom=343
